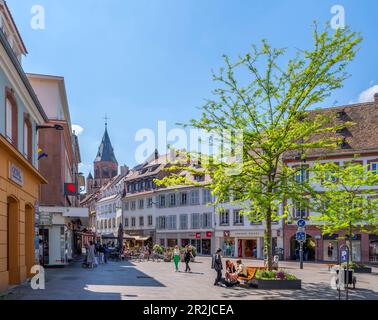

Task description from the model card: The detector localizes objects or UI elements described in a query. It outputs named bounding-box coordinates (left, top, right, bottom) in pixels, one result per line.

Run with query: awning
left=101, top=233, right=135, bottom=240
left=133, top=235, right=152, bottom=241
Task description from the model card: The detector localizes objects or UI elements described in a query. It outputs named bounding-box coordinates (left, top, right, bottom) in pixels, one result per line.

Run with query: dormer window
left=336, top=110, right=347, bottom=120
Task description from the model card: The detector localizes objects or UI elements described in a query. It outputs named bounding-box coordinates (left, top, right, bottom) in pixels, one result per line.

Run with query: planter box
left=250, top=279, right=302, bottom=290
left=353, top=267, right=372, bottom=273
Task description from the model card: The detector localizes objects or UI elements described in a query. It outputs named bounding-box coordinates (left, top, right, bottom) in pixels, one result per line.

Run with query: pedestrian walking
left=103, top=243, right=109, bottom=264
left=212, top=248, right=223, bottom=286
left=173, top=245, right=180, bottom=272
left=87, top=241, right=96, bottom=268
left=184, top=245, right=194, bottom=273
left=99, top=244, right=105, bottom=264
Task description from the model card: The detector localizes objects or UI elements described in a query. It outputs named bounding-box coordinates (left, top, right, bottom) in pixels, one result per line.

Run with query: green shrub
left=255, top=269, right=297, bottom=280
left=341, top=261, right=365, bottom=269
left=153, top=244, right=164, bottom=254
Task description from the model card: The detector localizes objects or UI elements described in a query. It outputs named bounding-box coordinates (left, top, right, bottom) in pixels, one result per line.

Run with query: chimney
left=120, top=165, right=129, bottom=176
left=154, top=149, right=159, bottom=160
left=374, top=92, right=378, bottom=104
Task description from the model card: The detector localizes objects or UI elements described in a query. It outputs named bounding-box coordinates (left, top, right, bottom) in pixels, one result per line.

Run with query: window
left=203, top=189, right=212, bottom=204
left=138, top=199, right=144, bottom=209
left=104, top=220, right=108, bottom=229
left=148, top=215, right=153, bottom=226
left=124, top=218, right=129, bottom=227
left=157, top=216, right=166, bottom=230
left=190, top=190, right=200, bottom=205
left=113, top=203, right=116, bottom=212
left=147, top=197, right=153, bottom=208
left=191, top=213, right=200, bottom=229
left=159, top=195, right=166, bottom=208
left=220, top=210, right=230, bottom=226
left=194, top=174, right=204, bottom=182
left=131, top=201, right=136, bottom=210
left=100, top=220, right=104, bottom=229
left=180, top=192, right=188, bottom=206
left=371, top=162, right=378, bottom=174
left=167, top=215, right=177, bottom=230
left=179, top=214, right=188, bottom=230
left=108, top=219, right=111, bottom=228
left=124, top=202, right=129, bottom=211
left=139, top=216, right=144, bottom=226
left=23, top=117, right=32, bottom=161
left=233, top=210, right=243, bottom=225
left=202, top=213, right=212, bottom=228
left=131, top=217, right=136, bottom=227
left=293, top=202, right=308, bottom=219
left=5, top=94, right=18, bottom=147
left=112, top=218, right=116, bottom=228
left=295, top=166, right=309, bottom=183
left=169, top=193, right=176, bottom=206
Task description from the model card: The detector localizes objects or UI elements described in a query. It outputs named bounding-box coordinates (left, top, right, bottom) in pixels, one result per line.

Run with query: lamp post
left=36, top=124, right=64, bottom=131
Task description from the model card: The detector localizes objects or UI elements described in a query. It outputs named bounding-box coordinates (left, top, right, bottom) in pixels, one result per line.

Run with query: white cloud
left=72, top=124, right=84, bottom=136
left=358, top=85, right=378, bottom=103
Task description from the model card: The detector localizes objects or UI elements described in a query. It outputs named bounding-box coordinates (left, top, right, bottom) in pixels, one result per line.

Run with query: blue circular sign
left=297, top=219, right=306, bottom=228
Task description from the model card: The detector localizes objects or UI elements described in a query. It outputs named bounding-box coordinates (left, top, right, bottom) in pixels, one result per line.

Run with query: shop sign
left=39, top=212, right=52, bottom=226
left=206, top=231, right=212, bottom=238
left=9, top=162, right=24, bottom=186
left=232, top=230, right=265, bottom=237
left=195, top=233, right=201, bottom=239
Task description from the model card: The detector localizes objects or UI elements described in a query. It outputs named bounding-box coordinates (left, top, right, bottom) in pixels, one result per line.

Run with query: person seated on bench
left=225, top=260, right=239, bottom=283
left=236, top=260, right=247, bottom=277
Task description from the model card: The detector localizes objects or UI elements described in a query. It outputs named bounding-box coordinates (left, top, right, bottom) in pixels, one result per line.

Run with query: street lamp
left=36, top=124, right=64, bottom=131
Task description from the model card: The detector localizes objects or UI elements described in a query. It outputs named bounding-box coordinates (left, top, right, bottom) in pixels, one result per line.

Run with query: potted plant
left=251, top=269, right=301, bottom=289
left=341, top=261, right=372, bottom=273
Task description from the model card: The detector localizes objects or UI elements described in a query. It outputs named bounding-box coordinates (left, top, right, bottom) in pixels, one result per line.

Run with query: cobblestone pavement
left=3, top=256, right=378, bottom=300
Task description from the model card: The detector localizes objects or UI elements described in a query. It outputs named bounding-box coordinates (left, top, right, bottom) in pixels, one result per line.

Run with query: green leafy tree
left=156, top=25, right=361, bottom=270
left=310, top=161, right=378, bottom=262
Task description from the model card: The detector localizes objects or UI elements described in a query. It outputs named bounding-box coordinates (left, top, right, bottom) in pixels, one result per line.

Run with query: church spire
left=94, top=119, right=118, bottom=164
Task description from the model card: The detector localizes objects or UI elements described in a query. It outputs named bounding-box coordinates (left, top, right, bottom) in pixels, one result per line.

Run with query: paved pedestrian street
left=3, top=257, right=378, bottom=300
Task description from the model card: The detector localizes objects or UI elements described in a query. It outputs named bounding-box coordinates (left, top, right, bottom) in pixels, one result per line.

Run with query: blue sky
left=9, top=0, right=378, bottom=177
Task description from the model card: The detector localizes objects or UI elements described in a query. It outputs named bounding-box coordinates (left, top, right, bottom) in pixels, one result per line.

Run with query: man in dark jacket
left=212, top=248, right=223, bottom=286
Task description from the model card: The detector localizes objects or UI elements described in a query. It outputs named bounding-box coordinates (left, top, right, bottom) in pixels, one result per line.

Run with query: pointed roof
left=95, top=126, right=118, bottom=163
left=87, top=172, right=93, bottom=180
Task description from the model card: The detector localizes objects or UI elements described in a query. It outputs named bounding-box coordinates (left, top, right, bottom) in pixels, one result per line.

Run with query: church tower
left=87, top=121, right=118, bottom=193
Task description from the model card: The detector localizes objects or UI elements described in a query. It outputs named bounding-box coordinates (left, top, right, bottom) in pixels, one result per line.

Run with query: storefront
left=284, top=224, right=373, bottom=262
left=0, top=137, right=47, bottom=292
left=38, top=207, right=88, bottom=267
left=369, top=234, right=378, bottom=263
left=322, top=234, right=339, bottom=262
left=215, top=230, right=268, bottom=259
left=157, top=231, right=214, bottom=255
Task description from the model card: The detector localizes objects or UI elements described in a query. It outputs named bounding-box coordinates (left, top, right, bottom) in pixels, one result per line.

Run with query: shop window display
left=222, top=239, right=235, bottom=257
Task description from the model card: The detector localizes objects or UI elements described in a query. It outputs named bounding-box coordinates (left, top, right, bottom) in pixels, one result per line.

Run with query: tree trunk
left=348, top=223, right=353, bottom=263
left=265, top=206, right=273, bottom=270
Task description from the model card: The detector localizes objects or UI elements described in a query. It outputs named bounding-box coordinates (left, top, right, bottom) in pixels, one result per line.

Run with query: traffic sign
left=297, top=219, right=306, bottom=228
left=296, top=231, right=306, bottom=242
left=340, top=247, right=349, bottom=263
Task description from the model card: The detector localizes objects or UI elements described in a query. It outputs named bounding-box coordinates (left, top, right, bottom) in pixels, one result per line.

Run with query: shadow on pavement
left=218, top=282, right=378, bottom=300
left=7, top=259, right=164, bottom=300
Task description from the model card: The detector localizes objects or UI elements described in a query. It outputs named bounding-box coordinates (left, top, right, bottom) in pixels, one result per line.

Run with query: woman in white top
left=173, top=245, right=181, bottom=272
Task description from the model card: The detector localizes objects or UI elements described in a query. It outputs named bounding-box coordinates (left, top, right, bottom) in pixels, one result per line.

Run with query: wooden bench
left=326, top=264, right=336, bottom=271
